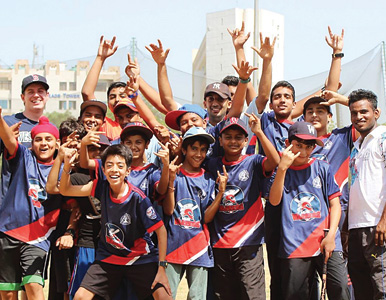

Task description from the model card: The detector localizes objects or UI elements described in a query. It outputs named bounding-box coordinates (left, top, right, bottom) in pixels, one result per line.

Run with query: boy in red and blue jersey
left=205, top=116, right=279, bottom=300
left=59, top=144, right=172, bottom=300
left=269, top=121, right=349, bottom=300
left=0, top=113, right=62, bottom=299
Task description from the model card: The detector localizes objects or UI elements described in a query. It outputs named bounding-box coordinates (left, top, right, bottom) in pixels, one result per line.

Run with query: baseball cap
left=31, top=116, right=59, bottom=140
left=303, top=96, right=332, bottom=116
left=165, top=104, right=207, bottom=131
left=80, top=100, right=107, bottom=117
left=220, top=117, right=248, bottom=136
left=99, top=134, right=111, bottom=147
left=21, top=74, right=49, bottom=93
left=182, top=127, right=215, bottom=145
left=113, top=101, right=138, bottom=114
left=120, top=122, right=153, bottom=141
left=204, top=82, right=231, bottom=100
left=288, top=122, right=324, bottom=146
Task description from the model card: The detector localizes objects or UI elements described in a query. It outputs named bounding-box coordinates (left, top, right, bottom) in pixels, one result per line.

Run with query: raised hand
left=320, top=90, right=348, bottom=106
left=245, top=112, right=262, bottom=134
left=251, top=33, right=276, bottom=60
left=227, top=21, right=251, bottom=48
left=169, top=156, right=182, bottom=179
left=232, top=61, right=258, bottom=80
left=63, top=148, right=77, bottom=166
left=125, top=75, right=140, bottom=96
left=216, top=165, right=228, bottom=193
left=9, top=121, right=22, bottom=140
left=154, top=125, right=170, bottom=144
left=81, top=128, right=103, bottom=147
left=125, top=53, right=140, bottom=78
left=97, top=36, right=118, bottom=60
left=169, top=132, right=183, bottom=157
left=279, top=144, right=300, bottom=171
left=154, top=142, right=170, bottom=167
left=145, top=39, right=170, bottom=65
left=325, top=26, right=344, bottom=53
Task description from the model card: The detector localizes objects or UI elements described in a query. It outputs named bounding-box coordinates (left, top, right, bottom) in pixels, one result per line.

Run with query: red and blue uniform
left=206, top=155, right=269, bottom=248
left=279, top=158, right=342, bottom=258
left=0, top=143, right=62, bottom=252
left=165, top=168, right=214, bottom=267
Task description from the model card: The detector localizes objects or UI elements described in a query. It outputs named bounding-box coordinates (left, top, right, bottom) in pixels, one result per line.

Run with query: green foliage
left=45, top=111, right=75, bottom=128
left=328, top=119, right=336, bottom=133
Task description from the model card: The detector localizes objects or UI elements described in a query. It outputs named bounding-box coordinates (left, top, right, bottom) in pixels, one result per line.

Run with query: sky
left=1, top=0, right=386, bottom=80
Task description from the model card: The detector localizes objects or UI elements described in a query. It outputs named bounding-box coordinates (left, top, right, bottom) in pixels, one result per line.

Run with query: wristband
left=239, top=77, right=251, bottom=84
left=63, top=168, right=71, bottom=175
left=159, top=261, right=168, bottom=268
left=128, top=91, right=138, bottom=98
left=168, top=186, right=175, bottom=191
left=65, top=228, right=76, bottom=238
left=332, top=53, right=344, bottom=58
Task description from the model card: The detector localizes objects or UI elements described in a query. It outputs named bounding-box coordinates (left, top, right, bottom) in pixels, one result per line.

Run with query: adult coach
left=348, top=89, right=386, bottom=300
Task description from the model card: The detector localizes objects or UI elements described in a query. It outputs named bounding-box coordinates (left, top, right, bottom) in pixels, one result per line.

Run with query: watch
left=332, top=53, right=344, bottom=58
left=159, top=261, right=168, bottom=268
left=65, top=228, right=76, bottom=238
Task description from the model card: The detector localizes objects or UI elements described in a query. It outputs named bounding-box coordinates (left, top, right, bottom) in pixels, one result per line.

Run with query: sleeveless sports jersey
left=92, top=177, right=163, bottom=266
left=279, top=158, right=342, bottom=259
left=311, top=125, right=355, bottom=210
left=0, top=144, right=62, bottom=252
left=206, top=155, right=268, bottom=248
left=165, top=168, right=214, bottom=267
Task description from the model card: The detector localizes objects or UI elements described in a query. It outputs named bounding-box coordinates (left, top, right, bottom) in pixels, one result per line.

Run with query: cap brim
left=81, top=101, right=107, bottom=115
left=23, top=81, right=49, bottom=93
left=220, top=123, right=248, bottom=136
left=295, top=134, right=324, bottom=147
left=205, top=90, right=229, bottom=99
left=114, top=103, right=138, bottom=114
left=183, top=132, right=215, bottom=145
left=303, top=98, right=332, bottom=115
left=165, top=110, right=189, bottom=131
left=120, top=126, right=153, bottom=141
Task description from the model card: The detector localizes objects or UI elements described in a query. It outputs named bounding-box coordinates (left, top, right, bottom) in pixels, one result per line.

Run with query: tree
left=45, top=111, right=75, bottom=128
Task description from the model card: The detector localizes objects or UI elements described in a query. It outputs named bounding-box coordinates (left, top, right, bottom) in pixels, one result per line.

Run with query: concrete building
left=0, top=59, right=121, bottom=116
left=192, top=8, right=284, bottom=105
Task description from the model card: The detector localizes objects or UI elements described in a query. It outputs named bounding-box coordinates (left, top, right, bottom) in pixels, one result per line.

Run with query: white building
left=0, top=59, right=121, bottom=116
left=192, top=8, right=284, bottom=105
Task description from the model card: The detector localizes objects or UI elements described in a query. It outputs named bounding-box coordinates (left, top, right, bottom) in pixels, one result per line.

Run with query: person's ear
left=126, top=167, right=131, bottom=177
left=375, top=108, right=381, bottom=120
left=285, top=139, right=290, bottom=147
left=145, top=140, right=150, bottom=150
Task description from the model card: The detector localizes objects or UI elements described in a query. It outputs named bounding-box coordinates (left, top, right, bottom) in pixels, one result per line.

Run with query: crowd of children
left=0, top=22, right=385, bottom=300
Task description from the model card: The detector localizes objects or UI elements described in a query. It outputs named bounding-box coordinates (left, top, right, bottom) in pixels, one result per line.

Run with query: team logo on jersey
left=312, top=176, right=322, bottom=189
left=196, top=188, right=206, bottom=201
left=276, top=137, right=286, bottom=152
left=146, top=206, right=157, bottom=220
left=18, top=131, right=32, bottom=143
left=105, top=223, right=128, bottom=250
left=28, top=178, right=47, bottom=208
left=291, top=192, right=321, bottom=222
left=140, top=178, right=148, bottom=191
left=311, top=153, right=328, bottom=163
left=174, top=198, right=201, bottom=229
left=323, top=140, right=332, bottom=150
left=120, top=213, right=131, bottom=225
left=238, top=169, right=249, bottom=181
left=220, top=185, right=244, bottom=214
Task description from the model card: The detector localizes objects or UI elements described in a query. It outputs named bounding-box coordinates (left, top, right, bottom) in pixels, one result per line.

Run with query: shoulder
left=131, top=184, right=147, bottom=200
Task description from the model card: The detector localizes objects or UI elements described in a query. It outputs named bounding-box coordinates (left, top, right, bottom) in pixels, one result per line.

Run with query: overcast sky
left=1, top=0, right=385, bottom=80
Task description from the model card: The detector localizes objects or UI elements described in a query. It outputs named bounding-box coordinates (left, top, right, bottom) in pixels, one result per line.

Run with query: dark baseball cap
left=21, top=74, right=49, bottom=93
left=165, top=104, right=207, bottom=131
left=204, top=82, right=231, bottom=100
left=220, top=117, right=248, bottom=136
left=288, top=122, right=324, bottom=147
left=303, top=96, right=332, bottom=116
left=98, top=134, right=111, bottom=147
left=80, top=100, right=107, bottom=117
left=120, top=122, right=153, bottom=141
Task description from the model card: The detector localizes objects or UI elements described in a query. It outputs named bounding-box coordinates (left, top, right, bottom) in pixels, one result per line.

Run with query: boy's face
left=122, top=134, right=149, bottom=160
left=88, top=144, right=108, bottom=159
left=102, top=155, right=130, bottom=187
left=285, top=138, right=316, bottom=166
left=219, top=127, right=248, bottom=156
left=304, top=103, right=332, bottom=132
left=108, top=87, right=129, bottom=111
left=32, top=133, right=59, bottom=163
left=21, top=83, right=49, bottom=113
left=203, top=92, right=231, bottom=121
left=349, top=99, right=379, bottom=137
left=80, top=106, right=104, bottom=132
left=179, top=113, right=206, bottom=135
left=270, top=86, right=295, bottom=119
left=182, top=141, right=208, bottom=170
left=115, top=107, right=143, bottom=129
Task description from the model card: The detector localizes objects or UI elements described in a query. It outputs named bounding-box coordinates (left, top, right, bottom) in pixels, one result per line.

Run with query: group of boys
left=0, top=23, right=385, bottom=300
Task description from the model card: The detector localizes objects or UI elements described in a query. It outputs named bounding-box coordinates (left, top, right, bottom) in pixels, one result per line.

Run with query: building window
left=59, top=100, right=67, bottom=110
left=59, top=82, right=67, bottom=91
left=95, top=81, right=108, bottom=92
left=221, top=48, right=223, bottom=55
left=69, top=101, right=76, bottom=110
left=69, top=82, right=76, bottom=91
left=221, top=33, right=223, bottom=40
left=0, top=80, right=11, bottom=90
left=0, top=100, right=9, bottom=109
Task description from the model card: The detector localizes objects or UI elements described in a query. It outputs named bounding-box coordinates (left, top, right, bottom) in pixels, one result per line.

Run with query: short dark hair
left=348, top=89, right=378, bottom=110
left=270, top=81, right=295, bottom=103
left=107, top=82, right=126, bottom=98
left=101, top=144, right=133, bottom=168
left=222, top=75, right=239, bottom=87
left=59, top=118, right=87, bottom=142
left=288, top=136, right=316, bottom=147
left=182, top=136, right=210, bottom=151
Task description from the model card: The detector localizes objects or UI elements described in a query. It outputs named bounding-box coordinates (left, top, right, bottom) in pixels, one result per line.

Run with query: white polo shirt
left=348, top=125, right=386, bottom=230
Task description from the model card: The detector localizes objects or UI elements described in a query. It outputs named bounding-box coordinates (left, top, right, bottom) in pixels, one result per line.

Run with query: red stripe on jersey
left=101, top=237, right=149, bottom=265
left=4, top=209, right=60, bottom=243
left=288, top=217, right=328, bottom=258
left=91, top=179, right=98, bottom=197
left=328, top=192, right=342, bottom=201
left=213, top=197, right=264, bottom=248
left=147, top=220, right=164, bottom=233
left=334, top=157, right=349, bottom=188
left=166, top=225, right=210, bottom=263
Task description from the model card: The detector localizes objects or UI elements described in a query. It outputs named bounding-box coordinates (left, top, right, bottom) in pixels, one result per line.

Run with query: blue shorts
left=68, top=247, right=95, bottom=297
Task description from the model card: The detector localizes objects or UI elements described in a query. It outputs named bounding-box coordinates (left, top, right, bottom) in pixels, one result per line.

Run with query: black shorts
left=80, top=261, right=163, bottom=300
left=0, top=232, right=47, bottom=291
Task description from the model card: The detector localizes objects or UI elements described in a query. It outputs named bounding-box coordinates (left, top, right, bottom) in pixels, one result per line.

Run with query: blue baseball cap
left=182, top=127, right=215, bottom=145
left=288, top=122, right=324, bottom=146
left=165, top=104, right=206, bottom=131
left=220, top=117, right=248, bottom=136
